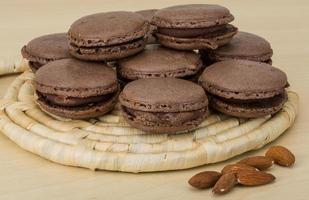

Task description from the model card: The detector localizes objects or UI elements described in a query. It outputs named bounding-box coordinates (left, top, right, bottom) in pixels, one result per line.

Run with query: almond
left=236, top=170, right=275, bottom=186
left=237, top=156, right=274, bottom=170
left=212, top=173, right=236, bottom=195
left=188, top=171, right=222, bottom=189
left=265, top=146, right=295, bottom=167
left=221, top=163, right=259, bottom=174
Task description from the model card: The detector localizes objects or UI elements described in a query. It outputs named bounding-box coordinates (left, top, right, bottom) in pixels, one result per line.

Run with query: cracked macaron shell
left=206, top=31, right=273, bottom=62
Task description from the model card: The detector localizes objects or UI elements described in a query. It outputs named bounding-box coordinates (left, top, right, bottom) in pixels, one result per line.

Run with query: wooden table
left=0, top=0, right=308, bottom=199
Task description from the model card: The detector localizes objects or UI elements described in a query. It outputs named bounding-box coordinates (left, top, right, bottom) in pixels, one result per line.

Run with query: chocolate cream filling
left=211, top=91, right=288, bottom=109
left=157, top=25, right=232, bottom=38
left=70, top=37, right=146, bottom=55
left=29, top=61, right=44, bottom=71
left=37, top=91, right=116, bottom=107
left=122, top=106, right=208, bottom=126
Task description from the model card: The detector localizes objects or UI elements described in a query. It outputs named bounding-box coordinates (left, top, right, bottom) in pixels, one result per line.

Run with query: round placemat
left=0, top=60, right=299, bottom=173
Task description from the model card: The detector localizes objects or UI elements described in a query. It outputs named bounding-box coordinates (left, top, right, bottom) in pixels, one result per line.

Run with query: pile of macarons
left=21, top=4, right=289, bottom=133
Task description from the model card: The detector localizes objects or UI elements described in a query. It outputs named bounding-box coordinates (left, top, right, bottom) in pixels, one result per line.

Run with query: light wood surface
left=0, top=0, right=308, bottom=199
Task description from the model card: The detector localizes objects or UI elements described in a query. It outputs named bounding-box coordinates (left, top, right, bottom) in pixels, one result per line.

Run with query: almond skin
left=213, top=173, right=236, bottom=195
left=221, top=163, right=259, bottom=174
left=236, top=170, right=275, bottom=186
left=188, top=171, right=222, bottom=189
left=237, top=156, right=274, bottom=170
left=265, top=146, right=295, bottom=167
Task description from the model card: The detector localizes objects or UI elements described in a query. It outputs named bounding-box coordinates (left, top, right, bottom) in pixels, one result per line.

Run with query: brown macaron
left=119, top=78, right=209, bottom=133
left=21, top=33, right=70, bottom=72
left=151, top=4, right=238, bottom=50
left=117, top=44, right=203, bottom=83
left=68, top=11, right=149, bottom=61
left=199, top=60, right=288, bottom=118
left=35, top=59, right=119, bottom=119
left=200, top=31, right=273, bottom=65
left=136, top=9, right=158, bottom=44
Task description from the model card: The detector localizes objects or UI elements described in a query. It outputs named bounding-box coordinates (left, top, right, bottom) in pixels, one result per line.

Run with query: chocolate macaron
left=201, top=31, right=273, bottom=64
left=119, top=78, right=209, bottom=133
left=68, top=11, right=149, bottom=61
left=151, top=4, right=238, bottom=50
left=117, top=44, right=203, bottom=82
left=21, top=33, right=70, bottom=72
left=35, top=59, right=119, bottom=119
left=136, top=9, right=158, bottom=44
left=199, top=60, right=288, bottom=118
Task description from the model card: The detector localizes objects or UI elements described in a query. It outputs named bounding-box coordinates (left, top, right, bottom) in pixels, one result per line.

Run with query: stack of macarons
left=20, top=4, right=289, bottom=134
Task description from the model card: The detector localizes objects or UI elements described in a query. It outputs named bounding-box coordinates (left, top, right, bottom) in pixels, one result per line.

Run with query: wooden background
left=0, top=0, right=308, bottom=199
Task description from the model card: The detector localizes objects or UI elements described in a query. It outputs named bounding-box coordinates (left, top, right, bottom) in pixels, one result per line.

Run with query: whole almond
left=221, top=163, right=258, bottom=174
left=237, top=156, right=274, bottom=170
left=188, top=171, right=222, bottom=189
left=236, top=170, right=275, bottom=186
left=213, top=173, right=236, bottom=195
left=265, top=146, right=295, bottom=167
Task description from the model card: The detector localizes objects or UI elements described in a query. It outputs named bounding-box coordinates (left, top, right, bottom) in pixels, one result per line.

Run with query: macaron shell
left=69, top=37, right=146, bottom=61
left=199, top=60, right=288, bottom=100
left=21, top=33, right=70, bottom=63
left=157, top=25, right=226, bottom=38
left=119, top=78, right=208, bottom=112
left=68, top=11, right=149, bottom=47
left=37, top=91, right=118, bottom=119
left=151, top=4, right=234, bottom=28
left=118, top=44, right=202, bottom=79
left=207, top=32, right=273, bottom=62
left=210, top=91, right=288, bottom=118
left=155, top=24, right=237, bottom=50
left=35, top=59, right=118, bottom=97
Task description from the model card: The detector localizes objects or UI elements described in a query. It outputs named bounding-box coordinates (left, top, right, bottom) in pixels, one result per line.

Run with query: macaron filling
left=69, top=37, right=147, bottom=61
left=207, top=52, right=273, bottom=63
left=37, top=91, right=118, bottom=108
left=210, top=91, right=288, bottom=118
left=122, top=106, right=208, bottom=127
left=154, top=25, right=238, bottom=50
left=37, top=91, right=117, bottom=107
left=28, top=61, right=44, bottom=71
left=157, top=24, right=233, bottom=38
